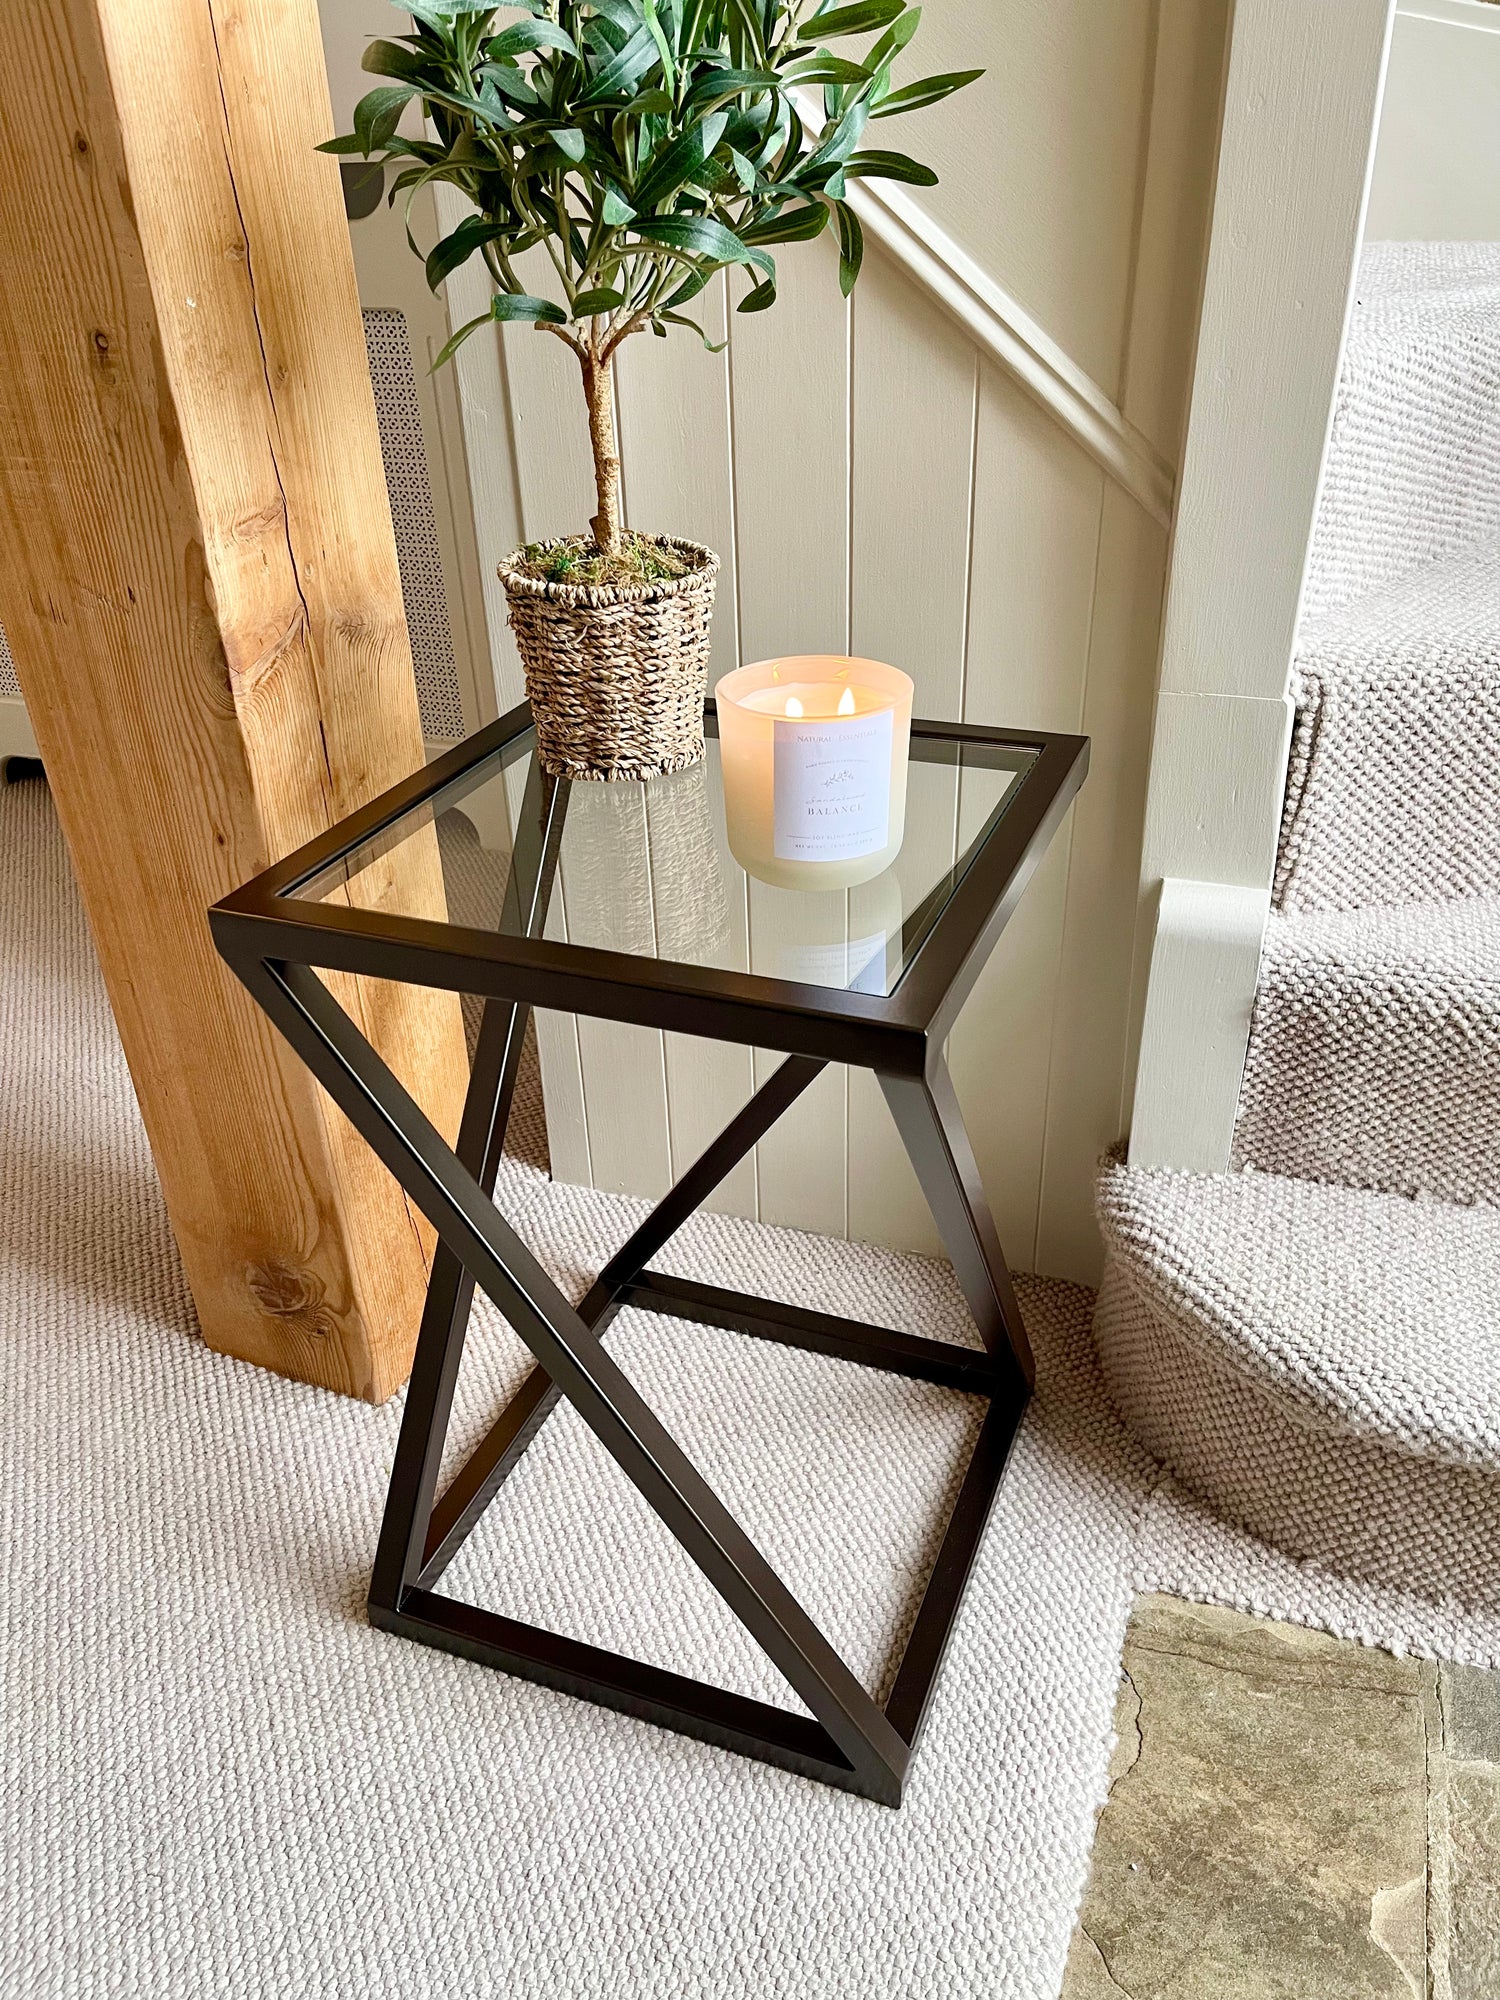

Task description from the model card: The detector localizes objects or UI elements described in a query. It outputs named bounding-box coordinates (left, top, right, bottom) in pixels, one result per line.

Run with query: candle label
left=772, top=709, right=892, bottom=863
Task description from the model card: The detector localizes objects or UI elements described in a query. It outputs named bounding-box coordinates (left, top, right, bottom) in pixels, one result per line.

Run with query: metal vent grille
left=0, top=623, right=19, bottom=700
left=362, top=307, right=466, bottom=743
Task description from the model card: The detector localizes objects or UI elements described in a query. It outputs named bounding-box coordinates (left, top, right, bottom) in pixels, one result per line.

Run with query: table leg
left=879, top=1057, right=1035, bottom=1387
left=370, top=764, right=568, bottom=1612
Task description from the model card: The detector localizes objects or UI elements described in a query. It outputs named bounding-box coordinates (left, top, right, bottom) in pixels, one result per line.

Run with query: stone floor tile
left=1437, top=1663, right=1500, bottom=2000
left=1061, top=1594, right=1430, bottom=2000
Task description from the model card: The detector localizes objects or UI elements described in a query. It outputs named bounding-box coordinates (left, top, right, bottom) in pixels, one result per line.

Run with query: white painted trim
left=789, top=94, right=1175, bottom=527
left=846, top=183, right=1177, bottom=527
left=1126, top=0, right=1394, bottom=1175
left=1367, top=0, right=1500, bottom=241
left=1129, top=879, right=1271, bottom=1173
left=1397, top=0, right=1500, bottom=31
left=0, top=694, right=38, bottom=766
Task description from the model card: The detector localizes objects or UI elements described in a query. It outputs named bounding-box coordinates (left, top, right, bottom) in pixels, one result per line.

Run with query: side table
left=211, top=701, right=1087, bottom=1806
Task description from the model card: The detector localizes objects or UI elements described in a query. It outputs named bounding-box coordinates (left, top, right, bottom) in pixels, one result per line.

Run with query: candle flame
left=784, top=695, right=803, bottom=717
left=837, top=686, right=856, bottom=716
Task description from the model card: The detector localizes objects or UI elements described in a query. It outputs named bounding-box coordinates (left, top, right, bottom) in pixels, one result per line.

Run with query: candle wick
left=837, top=687, right=856, bottom=716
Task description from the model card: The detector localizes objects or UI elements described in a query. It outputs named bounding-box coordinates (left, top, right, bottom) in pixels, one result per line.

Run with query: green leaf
left=834, top=199, right=863, bottom=294
left=421, top=81, right=516, bottom=132
left=740, top=201, right=828, bottom=245
left=432, top=309, right=495, bottom=370
left=723, top=0, right=769, bottom=62
left=360, top=39, right=428, bottom=81
left=655, top=310, right=727, bottom=351
left=683, top=65, right=777, bottom=108
left=411, top=1, right=501, bottom=16
left=571, top=286, right=628, bottom=316
left=871, top=69, right=983, bottom=117
left=866, top=4, right=921, bottom=70
left=494, top=292, right=567, bottom=322
left=352, top=84, right=414, bottom=154
left=727, top=145, right=757, bottom=190
left=477, top=62, right=544, bottom=108
left=845, top=147, right=938, bottom=185
left=641, top=0, right=677, bottom=86
left=432, top=294, right=568, bottom=368
left=589, top=0, right=644, bottom=29
left=316, top=132, right=373, bottom=155
left=632, top=110, right=728, bottom=211
left=632, top=213, right=761, bottom=269
left=797, top=96, right=868, bottom=183
left=781, top=54, right=871, bottom=85
left=665, top=267, right=710, bottom=306
left=486, top=17, right=578, bottom=59
left=548, top=127, right=588, bottom=161
left=601, top=185, right=637, bottom=224
left=579, top=22, right=659, bottom=102
left=425, top=214, right=505, bottom=291
left=801, top=0, right=905, bottom=38
left=736, top=278, right=777, bottom=312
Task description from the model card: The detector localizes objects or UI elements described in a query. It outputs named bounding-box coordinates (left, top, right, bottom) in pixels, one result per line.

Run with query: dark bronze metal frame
left=210, top=703, right=1088, bottom=1807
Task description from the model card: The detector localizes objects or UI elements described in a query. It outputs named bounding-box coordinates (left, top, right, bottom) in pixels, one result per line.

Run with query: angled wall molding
left=831, top=167, right=1177, bottom=526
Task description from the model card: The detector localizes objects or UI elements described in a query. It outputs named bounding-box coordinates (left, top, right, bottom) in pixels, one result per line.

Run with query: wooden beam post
left=0, top=0, right=470, bottom=1400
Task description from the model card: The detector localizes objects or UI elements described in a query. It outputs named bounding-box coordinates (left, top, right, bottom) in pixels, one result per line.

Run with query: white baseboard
left=1128, top=877, right=1271, bottom=1174
left=0, top=696, right=38, bottom=768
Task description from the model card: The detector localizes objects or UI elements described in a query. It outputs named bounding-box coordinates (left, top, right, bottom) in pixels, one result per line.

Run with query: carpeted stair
left=1095, top=241, right=1500, bottom=1608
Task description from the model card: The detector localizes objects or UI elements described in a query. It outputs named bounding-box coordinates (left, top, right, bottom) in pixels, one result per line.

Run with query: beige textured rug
left=1, top=776, right=1491, bottom=1999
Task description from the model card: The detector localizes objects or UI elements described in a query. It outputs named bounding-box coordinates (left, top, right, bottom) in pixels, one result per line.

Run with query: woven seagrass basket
left=498, top=536, right=719, bottom=781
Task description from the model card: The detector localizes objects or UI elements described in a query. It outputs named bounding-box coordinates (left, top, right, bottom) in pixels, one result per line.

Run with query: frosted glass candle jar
left=715, top=656, right=914, bottom=890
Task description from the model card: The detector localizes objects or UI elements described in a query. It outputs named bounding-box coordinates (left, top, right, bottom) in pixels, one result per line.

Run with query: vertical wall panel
left=616, top=276, right=751, bottom=1210
left=1035, top=482, right=1167, bottom=1277
left=499, top=252, right=620, bottom=1185
left=846, top=253, right=976, bottom=1254
left=732, top=237, right=850, bottom=664
left=432, top=184, right=529, bottom=714
left=731, top=238, right=854, bottom=1230
left=949, top=362, right=1105, bottom=1270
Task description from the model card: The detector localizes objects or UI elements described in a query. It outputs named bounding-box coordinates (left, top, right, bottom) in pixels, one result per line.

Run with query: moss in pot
left=323, top=0, right=979, bottom=779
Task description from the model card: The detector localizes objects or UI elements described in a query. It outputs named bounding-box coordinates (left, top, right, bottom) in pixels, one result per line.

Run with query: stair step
left=1304, top=239, right=1500, bottom=622
left=1277, top=537, right=1500, bottom=912
left=1233, top=898, right=1500, bottom=1204
left=1094, top=1158, right=1500, bottom=1606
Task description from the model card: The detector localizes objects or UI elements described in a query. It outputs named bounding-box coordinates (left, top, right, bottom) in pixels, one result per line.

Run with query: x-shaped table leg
left=232, top=770, right=1033, bottom=1806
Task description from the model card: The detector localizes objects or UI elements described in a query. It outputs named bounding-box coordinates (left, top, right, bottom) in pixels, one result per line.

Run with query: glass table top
left=293, top=723, right=1040, bottom=1002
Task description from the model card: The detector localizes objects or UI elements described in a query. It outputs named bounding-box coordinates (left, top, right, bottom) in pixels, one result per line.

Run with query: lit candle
left=715, top=656, right=914, bottom=890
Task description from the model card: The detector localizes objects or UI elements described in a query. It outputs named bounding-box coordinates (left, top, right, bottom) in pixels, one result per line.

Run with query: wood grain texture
left=0, top=0, right=466, bottom=1399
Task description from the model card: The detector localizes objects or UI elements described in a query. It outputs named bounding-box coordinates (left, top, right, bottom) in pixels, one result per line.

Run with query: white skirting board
left=1128, top=877, right=1272, bottom=1175
left=0, top=696, right=38, bottom=769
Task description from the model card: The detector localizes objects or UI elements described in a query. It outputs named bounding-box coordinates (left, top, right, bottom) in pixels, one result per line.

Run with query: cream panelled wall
left=325, top=0, right=1229, bottom=1285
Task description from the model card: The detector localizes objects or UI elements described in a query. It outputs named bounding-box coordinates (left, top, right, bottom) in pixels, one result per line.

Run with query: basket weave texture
left=498, top=536, right=719, bottom=781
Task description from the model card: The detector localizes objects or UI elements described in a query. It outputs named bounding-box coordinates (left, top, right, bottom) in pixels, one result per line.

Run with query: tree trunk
left=581, top=348, right=622, bottom=556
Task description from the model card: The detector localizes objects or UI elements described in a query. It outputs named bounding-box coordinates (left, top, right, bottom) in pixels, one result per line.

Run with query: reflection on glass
left=291, top=730, right=1037, bottom=1001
